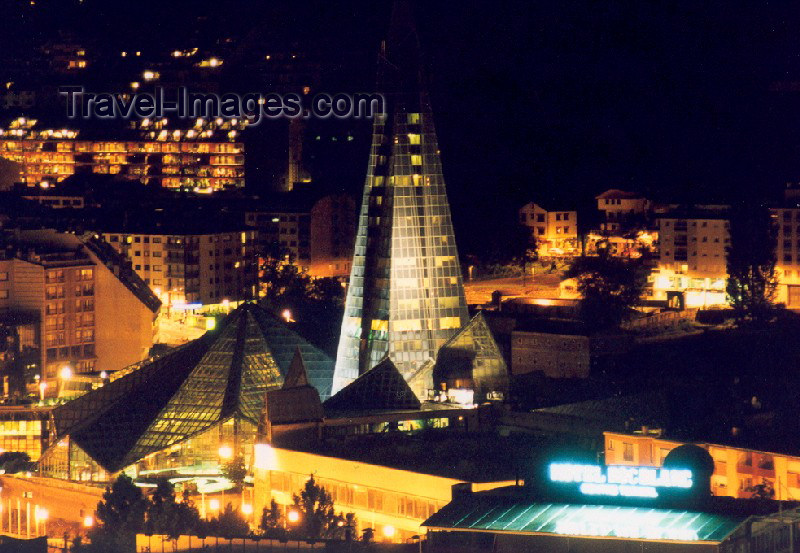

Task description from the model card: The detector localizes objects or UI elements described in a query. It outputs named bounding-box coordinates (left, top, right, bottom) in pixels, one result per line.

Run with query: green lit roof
left=423, top=496, right=746, bottom=543
left=49, top=303, right=334, bottom=472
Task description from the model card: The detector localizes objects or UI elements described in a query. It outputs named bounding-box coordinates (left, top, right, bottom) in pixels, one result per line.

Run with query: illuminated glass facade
left=333, top=5, right=469, bottom=395
left=426, top=313, right=509, bottom=400
left=40, top=303, right=334, bottom=479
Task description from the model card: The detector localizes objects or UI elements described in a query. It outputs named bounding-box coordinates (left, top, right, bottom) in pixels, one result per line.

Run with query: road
left=463, top=273, right=562, bottom=305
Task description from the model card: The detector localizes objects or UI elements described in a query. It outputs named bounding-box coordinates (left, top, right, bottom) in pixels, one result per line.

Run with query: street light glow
left=209, top=499, right=220, bottom=511
left=287, top=509, right=300, bottom=523
left=83, top=515, right=94, bottom=527
left=241, top=503, right=253, bottom=515
left=218, top=445, right=233, bottom=460
left=383, top=525, right=396, bottom=538
left=59, top=366, right=72, bottom=380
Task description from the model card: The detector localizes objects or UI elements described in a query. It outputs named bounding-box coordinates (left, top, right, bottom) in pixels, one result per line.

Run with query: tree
left=206, top=503, right=249, bottom=538
left=260, top=499, right=286, bottom=539
left=144, top=481, right=203, bottom=541
left=0, top=451, right=31, bottom=474
left=361, top=527, right=374, bottom=543
left=222, top=456, right=248, bottom=488
left=89, top=474, right=148, bottom=552
left=565, top=249, right=646, bottom=328
left=292, top=475, right=339, bottom=539
left=746, top=478, right=775, bottom=499
left=726, top=203, right=777, bottom=324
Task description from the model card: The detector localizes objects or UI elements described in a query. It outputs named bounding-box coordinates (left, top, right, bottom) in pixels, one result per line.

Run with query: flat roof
left=423, top=495, right=746, bottom=544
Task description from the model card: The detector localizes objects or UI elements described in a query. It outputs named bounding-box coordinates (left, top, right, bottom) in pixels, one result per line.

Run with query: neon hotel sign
left=548, top=463, right=693, bottom=499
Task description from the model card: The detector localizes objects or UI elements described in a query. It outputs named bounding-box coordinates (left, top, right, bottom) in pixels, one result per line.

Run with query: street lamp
left=38, top=381, right=47, bottom=402
left=218, top=445, right=233, bottom=461
left=59, top=365, right=72, bottom=380
left=83, top=516, right=94, bottom=528
left=35, top=507, right=48, bottom=536
left=287, top=509, right=300, bottom=524
left=208, top=498, right=220, bottom=512
left=383, top=525, right=396, bottom=540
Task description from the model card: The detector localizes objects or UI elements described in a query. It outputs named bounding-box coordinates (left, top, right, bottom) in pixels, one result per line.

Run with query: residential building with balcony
left=771, top=206, right=800, bottom=308
left=102, top=226, right=257, bottom=309
left=518, top=202, right=578, bottom=256
left=0, top=119, right=245, bottom=191
left=651, top=205, right=730, bottom=309
left=0, top=229, right=160, bottom=395
left=604, top=430, right=800, bottom=501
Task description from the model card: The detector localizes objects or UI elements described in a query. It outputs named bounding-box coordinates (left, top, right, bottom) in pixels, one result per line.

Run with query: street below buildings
left=463, top=273, right=562, bottom=305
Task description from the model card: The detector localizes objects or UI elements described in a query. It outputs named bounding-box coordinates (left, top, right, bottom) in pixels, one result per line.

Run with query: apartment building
left=0, top=230, right=160, bottom=394
left=595, top=189, right=650, bottom=234
left=605, top=431, right=800, bottom=501
left=652, top=205, right=730, bottom=308
left=245, top=193, right=355, bottom=278
left=518, top=202, right=578, bottom=256
left=0, top=119, right=244, bottom=191
left=102, top=228, right=257, bottom=308
left=771, top=207, right=800, bottom=308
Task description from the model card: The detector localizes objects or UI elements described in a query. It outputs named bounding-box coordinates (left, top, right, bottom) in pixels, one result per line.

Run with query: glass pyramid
left=325, top=357, right=421, bottom=413
left=333, top=2, right=469, bottom=395
left=45, top=303, right=334, bottom=473
left=432, top=312, right=509, bottom=399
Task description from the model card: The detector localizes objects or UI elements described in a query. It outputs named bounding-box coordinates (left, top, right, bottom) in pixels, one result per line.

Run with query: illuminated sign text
left=548, top=463, right=693, bottom=499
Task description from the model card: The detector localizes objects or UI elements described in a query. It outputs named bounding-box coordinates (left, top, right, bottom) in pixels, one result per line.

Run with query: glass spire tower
left=332, top=3, right=470, bottom=395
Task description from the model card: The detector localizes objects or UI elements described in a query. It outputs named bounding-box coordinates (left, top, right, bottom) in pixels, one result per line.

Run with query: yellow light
left=59, top=366, right=72, bottom=380
left=209, top=499, right=220, bottom=511
left=205, top=317, right=216, bottom=331
left=218, top=445, right=233, bottom=460
left=253, top=443, right=278, bottom=471
left=383, top=525, right=396, bottom=538
left=241, top=503, right=253, bottom=515
left=282, top=309, right=293, bottom=323
left=287, top=510, right=300, bottom=523
left=35, top=508, right=48, bottom=521
left=83, top=515, right=94, bottom=527
left=130, top=82, right=140, bottom=90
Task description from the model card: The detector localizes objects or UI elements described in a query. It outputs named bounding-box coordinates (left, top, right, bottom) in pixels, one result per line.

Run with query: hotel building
left=605, top=430, right=800, bottom=501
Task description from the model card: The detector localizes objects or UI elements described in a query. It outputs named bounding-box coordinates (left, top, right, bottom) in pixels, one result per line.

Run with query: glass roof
left=423, top=497, right=746, bottom=543
left=49, top=303, right=334, bottom=472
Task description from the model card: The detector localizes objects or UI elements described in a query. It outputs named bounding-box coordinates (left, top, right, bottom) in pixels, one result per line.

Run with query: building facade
left=0, top=230, right=159, bottom=393
left=244, top=193, right=355, bottom=279
left=595, top=189, right=650, bottom=234
left=0, top=119, right=244, bottom=191
left=605, top=431, right=800, bottom=501
left=772, top=207, right=800, bottom=308
left=333, top=8, right=470, bottom=393
left=102, top=229, right=257, bottom=308
left=253, top=445, right=513, bottom=543
left=518, top=202, right=578, bottom=256
left=651, top=206, right=730, bottom=308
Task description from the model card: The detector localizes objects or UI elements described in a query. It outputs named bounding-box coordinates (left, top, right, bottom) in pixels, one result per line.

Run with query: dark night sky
left=3, top=1, right=800, bottom=253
